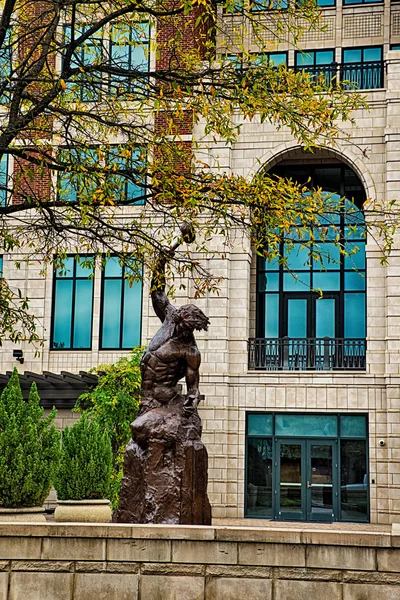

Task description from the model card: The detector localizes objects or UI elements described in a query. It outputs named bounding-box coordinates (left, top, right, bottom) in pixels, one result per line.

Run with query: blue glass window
left=248, top=414, right=273, bottom=436
left=58, top=146, right=146, bottom=205
left=295, top=49, right=336, bottom=87
left=64, top=25, right=103, bottom=102
left=256, top=165, right=367, bottom=371
left=340, top=415, right=367, bottom=438
left=51, top=258, right=94, bottom=350
left=100, top=257, right=142, bottom=349
left=0, top=154, right=8, bottom=206
left=250, top=0, right=288, bottom=11
left=64, top=23, right=150, bottom=101
left=110, top=23, right=150, bottom=94
left=106, top=147, right=146, bottom=205
left=342, top=47, right=383, bottom=90
left=344, top=0, right=381, bottom=4
left=0, top=29, right=12, bottom=105
left=275, top=414, right=338, bottom=437
left=58, top=147, right=99, bottom=203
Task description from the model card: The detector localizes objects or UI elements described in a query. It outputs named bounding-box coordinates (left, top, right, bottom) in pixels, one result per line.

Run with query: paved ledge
left=0, top=523, right=398, bottom=599
left=0, top=522, right=397, bottom=547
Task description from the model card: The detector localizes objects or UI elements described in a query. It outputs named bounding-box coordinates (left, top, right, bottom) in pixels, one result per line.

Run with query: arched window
left=251, top=163, right=366, bottom=371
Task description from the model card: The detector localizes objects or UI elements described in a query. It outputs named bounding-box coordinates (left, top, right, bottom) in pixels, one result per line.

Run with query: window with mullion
left=0, top=28, right=12, bottom=105
left=0, top=154, right=9, bottom=206
left=58, top=146, right=146, bottom=205
left=57, top=146, right=100, bottom=203
left=256, top=165, right=366, bottom=342
left=51, top=257, right=94, bottom=350
left=64, top=25, right=103, bottom=102
left=343, top=0, right=382, bottom=5
left=295, top=49, right=335, bottom=86
left=106, top=146, right=146, bottom=205
left=342, top=46, right=383, bottom=90
left=250, top=0, right=288, bottom=12
left=109, top=22, right=150, bottom=96
left=100, top=257, right=142, bottom=350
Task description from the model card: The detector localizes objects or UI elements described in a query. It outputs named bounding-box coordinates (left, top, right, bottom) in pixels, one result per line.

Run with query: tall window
left=58, top=146, right=146, bottom=205
left=0, top=154, right=8, bottom=206
left=51, top=258, right=94, bottom=350
left=110, top=23, right=150, bottom=94
left=342, top=46, right=383, bottom=90
left=100, top=257, right=142, bottom=350
left=253, top=164, right=366, bottom=371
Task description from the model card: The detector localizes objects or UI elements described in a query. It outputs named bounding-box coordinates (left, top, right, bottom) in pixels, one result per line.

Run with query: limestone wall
left=0, top=523, right=398, bottom=599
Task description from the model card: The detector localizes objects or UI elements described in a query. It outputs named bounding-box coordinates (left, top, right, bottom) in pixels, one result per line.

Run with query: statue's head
left=173, top=304, right=210, bottom=333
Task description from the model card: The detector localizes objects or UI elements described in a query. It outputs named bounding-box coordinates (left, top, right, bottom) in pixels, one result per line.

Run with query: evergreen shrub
left=0, top=368, right=61, bottom=508
left=55, top=413, right=113, bottom=500
left=75, top=346, right=143, bottom=504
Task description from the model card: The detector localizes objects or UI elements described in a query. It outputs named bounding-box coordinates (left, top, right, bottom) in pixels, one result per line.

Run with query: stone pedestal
left=115, top=401, right=211, bottom=525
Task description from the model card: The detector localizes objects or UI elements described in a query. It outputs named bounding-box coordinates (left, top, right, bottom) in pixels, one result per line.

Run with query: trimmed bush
left=75, top=347, right=142, bottom=505
left=0, top=368, right=61, bottom=508
left=55, top=413, right=113, bottom=501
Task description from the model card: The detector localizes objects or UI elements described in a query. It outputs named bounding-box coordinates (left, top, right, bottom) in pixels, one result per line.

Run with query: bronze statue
left=115, top=224, right=212, bottom=525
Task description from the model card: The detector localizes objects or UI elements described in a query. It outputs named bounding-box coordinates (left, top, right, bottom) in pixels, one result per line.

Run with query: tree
left=55, top=412, right=113, bottom=501
left=0, top=0, right=390, bottom=342
left=0, top=368, right=60, bottom=507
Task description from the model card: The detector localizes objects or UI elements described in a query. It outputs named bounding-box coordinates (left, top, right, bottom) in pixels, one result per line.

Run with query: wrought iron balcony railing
left=248, top=337, right=366, bottom=371
left=294, top=61, right=384, bottom=90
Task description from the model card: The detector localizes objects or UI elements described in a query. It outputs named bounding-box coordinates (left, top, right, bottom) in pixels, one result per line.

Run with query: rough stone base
left=116, top=436, right=211, bottom=525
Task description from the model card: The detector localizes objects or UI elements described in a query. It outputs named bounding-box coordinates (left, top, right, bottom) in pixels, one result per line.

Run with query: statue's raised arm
left=151, top=253, right=171, bottom=323
left=150, top=222, right=196, bottom=323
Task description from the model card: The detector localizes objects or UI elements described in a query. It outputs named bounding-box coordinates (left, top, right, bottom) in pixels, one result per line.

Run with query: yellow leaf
left=60, top=79, right=66, bottom=91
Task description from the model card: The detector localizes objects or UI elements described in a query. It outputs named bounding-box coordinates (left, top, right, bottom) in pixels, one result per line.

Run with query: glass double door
left=284, top=293, right=339, bottom=339
left=277, top=439, right=338, bottom=521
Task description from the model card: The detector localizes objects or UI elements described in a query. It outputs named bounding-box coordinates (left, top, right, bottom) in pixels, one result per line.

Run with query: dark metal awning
left=0, top=371, right=99, bottom=409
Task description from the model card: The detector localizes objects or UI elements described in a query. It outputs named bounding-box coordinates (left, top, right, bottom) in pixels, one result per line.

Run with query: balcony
left=294, top=61, right=384, bottom=90
left=248, top=337, right=366, bottom=371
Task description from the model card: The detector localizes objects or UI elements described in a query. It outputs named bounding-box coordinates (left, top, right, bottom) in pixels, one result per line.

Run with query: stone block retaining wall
left=0, top=524, right=399, bottom=599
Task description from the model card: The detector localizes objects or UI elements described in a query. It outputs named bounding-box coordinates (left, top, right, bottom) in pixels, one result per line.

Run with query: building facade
left=1, top=0, right=400, bottom=524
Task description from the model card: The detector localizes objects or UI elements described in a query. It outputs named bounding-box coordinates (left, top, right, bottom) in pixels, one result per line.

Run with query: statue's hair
left=173, top=304, right=210, bottom=331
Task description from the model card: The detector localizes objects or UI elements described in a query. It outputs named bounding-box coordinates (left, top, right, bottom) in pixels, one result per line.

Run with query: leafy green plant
left=0, top=368, right=61, bottom=508
left=75, top=347, right=143, bottom=503
left=55, top=413, right=113, bottom=501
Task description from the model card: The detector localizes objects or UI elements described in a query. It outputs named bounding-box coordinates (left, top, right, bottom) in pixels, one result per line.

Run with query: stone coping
left=0, top=522, right=398, bottom=548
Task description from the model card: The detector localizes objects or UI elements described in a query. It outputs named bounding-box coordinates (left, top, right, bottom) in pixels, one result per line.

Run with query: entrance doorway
left=277, top=439, right=337, bottom=521
left=246, top=413, right=369, bottom=523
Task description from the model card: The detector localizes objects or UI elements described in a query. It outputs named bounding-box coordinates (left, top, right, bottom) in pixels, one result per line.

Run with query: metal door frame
left=274, top=437, right=339, bottom=522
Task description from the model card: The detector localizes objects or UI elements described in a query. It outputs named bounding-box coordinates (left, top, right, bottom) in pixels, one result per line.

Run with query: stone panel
left=42, top=537, right=105, bottom=561
left=74, top=573, right=139, bottom=600
left=239, top=542, right=305, bottom=567
left=8, top=572, right=73, bottom=600
left=275, top=580, right=341, bottom=600
left=0, top=538, right=41, bottom=560
left=343, top=584, right=400, bottom=600
left=306, top=546, right=376, bottom=571
left=205, top=577, right=272, bottom=599
left=107, top=539, right=171, bottom=562
left=140, top=575, right=204, bottom=600
left=377, top=548, right=400, bottom=572
left=0, top=573, right=8, bottom=599
left=172, top=541, right=236, bottom=565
